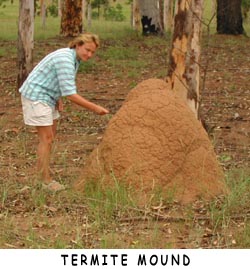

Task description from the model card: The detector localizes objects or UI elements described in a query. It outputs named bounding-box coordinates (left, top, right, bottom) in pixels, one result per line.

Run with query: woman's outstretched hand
left=67, top=94, right=109, bottom=115
left=94, top=105, right=109, bottom=115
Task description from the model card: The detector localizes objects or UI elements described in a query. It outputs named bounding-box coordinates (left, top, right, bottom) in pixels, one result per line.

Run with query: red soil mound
left=75, top=79, right=227, bottom=204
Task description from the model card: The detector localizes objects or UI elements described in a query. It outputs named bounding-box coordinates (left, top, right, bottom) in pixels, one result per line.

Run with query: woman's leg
left=36, top=125, right=55, bottom=183
left=36, top=120, right=64, bottom=191
left=52, top=119, right=57, bottom=138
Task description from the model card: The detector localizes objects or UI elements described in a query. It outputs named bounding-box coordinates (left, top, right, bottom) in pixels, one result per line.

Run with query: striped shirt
left=19, top=48, right=80, bottom=107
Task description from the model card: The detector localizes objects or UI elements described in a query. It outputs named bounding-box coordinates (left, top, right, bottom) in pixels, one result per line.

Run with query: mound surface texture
left=75, top=79, right=227, bottom=204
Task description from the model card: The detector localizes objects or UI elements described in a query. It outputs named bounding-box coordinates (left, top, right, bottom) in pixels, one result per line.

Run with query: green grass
left=0, top=46, right=9, bottom=56
left=1, top=1, right=248, bottom=40
left=1, top=1, right=249, bottom=42
left=83, top=177, right=136, bottom=228
left=1, top=146, right=250, bottom=248
left=0, top=1, right=19, bottom=40
left=101, top=45, right=138, bottom=60
left=78, top=58, right=97, bottom=73
left=209, top=170, right=250, bottom=236
left=0, top=1, right=133, bottom=41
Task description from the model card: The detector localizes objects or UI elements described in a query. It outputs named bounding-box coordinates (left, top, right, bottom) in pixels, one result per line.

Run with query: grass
left=1, top=120, right=250, bottom=249
left=83, top=177, right=136, bottom=228
left=2, top=0, right=249, bottom=42
left=78, top=59, right=97, bottom=73
left=208, top=171, right=250, bottom=245
left=1, top=154, right=250, bottom=248
left=0, top=1, right=133, bottom=41
left=101, top=45, right=138, bottom=61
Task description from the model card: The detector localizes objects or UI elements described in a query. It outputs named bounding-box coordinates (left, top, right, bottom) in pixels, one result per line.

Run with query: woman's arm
left=66, top=94, right=109, bottom=115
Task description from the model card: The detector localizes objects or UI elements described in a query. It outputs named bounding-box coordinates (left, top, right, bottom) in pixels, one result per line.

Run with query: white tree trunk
left=163, top=0, right=174, bottom=32
left=167, top=0, right=204, bottom=118
left=17, top=0, right=34, bottom=88
left=212, top=0, right=216, bottom=14
left=58, top=0, right=62, bottom=17
left=82, top=0, right=87, bottom=27
left=186, top=0, right=203, bottom=116
left=132, top=0, right=140, bottom=31
left=87, top=1, right=92, bottom=28
left=41, top=1, right=46, bottom=28
left=138, top=0, right=162, bottom=34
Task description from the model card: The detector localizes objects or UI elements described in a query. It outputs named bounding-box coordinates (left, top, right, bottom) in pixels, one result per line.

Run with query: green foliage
left=0, top=0, right=12, bottom=8
left=104, top=3, right=126, bottom=21
left=91, top=0, right=108, bottom=9
left=242, top=0, right=250, bottom=8
left=90, top=0, right=109, bottom=18
left=47, top=0, right=58, bottom=18
left=35, top=0, right=58, bottom=17
left=242, top=0, right=250, bottom=19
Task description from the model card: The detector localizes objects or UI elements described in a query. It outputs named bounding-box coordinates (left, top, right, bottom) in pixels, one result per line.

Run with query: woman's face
left=75, top=41, right=97, bottom=61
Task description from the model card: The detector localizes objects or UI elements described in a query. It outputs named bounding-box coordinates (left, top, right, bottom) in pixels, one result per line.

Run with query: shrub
left=104, top=4, right=126, bottom=22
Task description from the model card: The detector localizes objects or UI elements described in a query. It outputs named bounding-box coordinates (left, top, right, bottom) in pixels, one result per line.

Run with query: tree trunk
left=167, top=0, right=204, bottom=118
left=130, top=2, right=133, bottom=27
left=132, top=0, right=140, bottom=31
left=212, top=0, right=216, bottom=14
left=138, top=0, right=162, bottom=35
left=82, top=0, right=87, bottom=28
left=60, top=0, right=83, bottom=37
left=159, top=0, right=164, bottom=32
left=58, top=0, right=62, bottom=17
left=17, top=0, right=34, bottom=88
left=87, top=1, right=92, bottom=29
left=40, top=0, right=46, bottom=28
left=163, top=0, right=174, bottom=32
left=217, top=0, right=244, bottom=35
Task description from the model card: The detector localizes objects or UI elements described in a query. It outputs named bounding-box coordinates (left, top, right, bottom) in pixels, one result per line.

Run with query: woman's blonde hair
left=68, top=33, right=100, bottom=49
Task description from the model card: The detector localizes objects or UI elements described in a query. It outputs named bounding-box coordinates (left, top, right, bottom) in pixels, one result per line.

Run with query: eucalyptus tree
left=60, top=0, right=83, bottom=36
left=17, top=0, right=34, bottom=88
left=82, top=0, right=87, bottom=23
left=40, top=0, right=46, bottom=28
left=163, top=0, right=175, bottom=32
left=132, top=0, right=140, bottom=31
left=217, top=0, right=244, bottom=35
left=167, top=0, right=204, bottom=118
left=58, top=0, right=62, bottom=16
left=138, top=0, right=163, bottom=35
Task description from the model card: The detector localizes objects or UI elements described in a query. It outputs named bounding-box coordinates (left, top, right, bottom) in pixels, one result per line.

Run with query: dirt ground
left=0, top=34, right=249, bottom=248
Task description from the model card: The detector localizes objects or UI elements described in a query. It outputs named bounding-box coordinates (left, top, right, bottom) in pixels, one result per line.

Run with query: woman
left=19, top=33, right=109, bottom=191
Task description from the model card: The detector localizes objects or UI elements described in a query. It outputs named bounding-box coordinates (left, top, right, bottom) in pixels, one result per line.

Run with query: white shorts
left=21, top=96, right=60, bottom=126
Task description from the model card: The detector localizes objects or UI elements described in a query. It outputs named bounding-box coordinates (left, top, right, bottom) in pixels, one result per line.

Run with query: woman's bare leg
left=36, top=125, right=54, bottom=183
left=35, top=120, right=65, bottom=192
